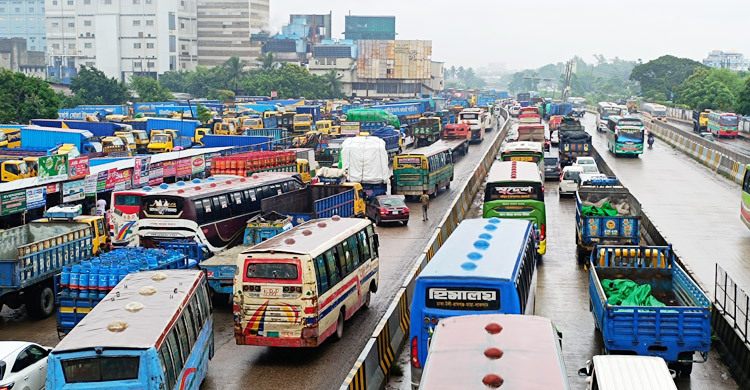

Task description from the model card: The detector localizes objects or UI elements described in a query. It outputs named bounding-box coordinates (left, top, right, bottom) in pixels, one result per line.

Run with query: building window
left=15, top=7, right=19, bottom=12
left=147, top=61, right=154, bottom=68
left=133, top=0, right=139, bottom=4
left=134, top=43, right=141, bottom=49
left=86, top=61, right=94, bottom=67
left=104, top=0, right=112, bottom=4
left=84, top=0, right=90, bottom=4
left=68, top=22, right=74, bottom=27
left=67, top=0, right=73, bottom=5
left=52, top=22, right=59, bottom=27
left=52, top=1, right=57, bottom=6
left=84, top=20, right=91, bottom=26
left=146, top=42, right=154, bottom=48
left=52, top=43, right=60, bottom=49
left=169, top=35, right=176, bottom=52
left=84, top=43, right=92, bottom=48
left=134, top=61, right=142, bottom=68
left=68, top=43, right=75, bottom=49
left=29, top=7, right=34, bottom=12
left=180, top=22, right=184, bottom=29
left=133, top=20, right=140, bottom=26
left=168, top=12, right=175, bottom=30
left=146, top=19, right=153, bottom=26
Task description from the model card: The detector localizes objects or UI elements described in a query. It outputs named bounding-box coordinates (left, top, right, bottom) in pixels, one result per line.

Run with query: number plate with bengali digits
left=510, top=156, right=534, bottom=162
left=262, top=287, right=281, bottom=296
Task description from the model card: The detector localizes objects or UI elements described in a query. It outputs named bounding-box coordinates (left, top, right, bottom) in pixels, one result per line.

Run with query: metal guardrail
left=715, top=264, right=750, bottom=347
left=665, top=106, right=750, bottom=135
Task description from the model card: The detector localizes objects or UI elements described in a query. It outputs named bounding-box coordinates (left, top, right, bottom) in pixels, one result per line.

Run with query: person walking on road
left=420, top=191, right=430, bottom=221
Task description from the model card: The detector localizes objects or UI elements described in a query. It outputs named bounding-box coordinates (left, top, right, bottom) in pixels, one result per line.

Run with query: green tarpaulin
left=601, top=279, right=666, bottom=307
left=582, top=202, right=618, bottom=217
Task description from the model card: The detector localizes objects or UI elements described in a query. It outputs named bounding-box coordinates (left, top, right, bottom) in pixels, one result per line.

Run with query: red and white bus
left=234, top=217, right=379, bottom=347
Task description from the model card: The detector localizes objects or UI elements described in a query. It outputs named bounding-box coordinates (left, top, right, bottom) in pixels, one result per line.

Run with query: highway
left=388, top=117, right=741, bottom=390
left=658, top=116, right=750, bottom=157
left=0, top=119, right=506, bottom=390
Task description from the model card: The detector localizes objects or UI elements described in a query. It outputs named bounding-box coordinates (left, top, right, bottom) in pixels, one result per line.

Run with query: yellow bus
left=233, top=217, right=379, bottom=347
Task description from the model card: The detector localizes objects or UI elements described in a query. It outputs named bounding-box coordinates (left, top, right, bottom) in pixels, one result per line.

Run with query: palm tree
left=324, top=70, right=343, bottom=99
left=457, top=66, right=465, bottom=82
left=449, top=65, right=457, bottom=81
left=222, top=56, right=247, bottom=93
left=257, top=52, right=277, bottom=71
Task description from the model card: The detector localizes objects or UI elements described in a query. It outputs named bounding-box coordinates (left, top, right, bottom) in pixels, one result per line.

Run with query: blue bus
left=47, top=270, right=213, bottom=390
left=409, top=218, right=539, bottom=388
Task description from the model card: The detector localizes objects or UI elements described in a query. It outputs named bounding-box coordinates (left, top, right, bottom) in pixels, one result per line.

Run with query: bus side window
left=324, top=250, right=341, bottom=285
left=348, top=236, right=361, bottom=267
left=184, top=305, right=198, bottom=347
left=314, top=255, right=330, bottom=294
left=158, top=345, right=176, bottom=390
left=261, top=185, right=272, bottom=198
left=194, top=200, right=205, bottom=224
left=202, top=199, right=213, bottom=222
left=190, top=297, right=205, bottom=329
left=340, top=242, right=354, bottom=273
left=198, top=283, right=211, bottom=314
left=166, top=330, right=183, bottom=382
left=366, top=225, right=379, bottom=257
left=357, top=230, right=370, bottom=260
left=230, top=191, right=244, bottom=216
left=744, top=169, right=750, bottom=193
left=282, top=182, right=290, bottom=192
left=175, top=318, right=190, bottom=363
left=246, top=189, right=260, bottom=211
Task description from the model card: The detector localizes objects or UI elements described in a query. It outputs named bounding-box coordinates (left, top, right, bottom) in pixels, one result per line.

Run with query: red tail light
left=380, top=208, right=387, bottom=215
left=411, top=336, right=420, bottom=368
left=540, top=223, right=546, bottom=240
left=403, top=207, right=409, bottom=213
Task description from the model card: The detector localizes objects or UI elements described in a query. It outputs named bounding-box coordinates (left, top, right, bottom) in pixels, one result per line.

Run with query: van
left=559, top=165, right=583, bottom=197
left=578, top=355, right=677, bottom=390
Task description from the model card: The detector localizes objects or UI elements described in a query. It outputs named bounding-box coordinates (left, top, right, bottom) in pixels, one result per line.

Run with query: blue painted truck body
left=31, top=119, right=129, bottom=138
left=21, top=126, right=101, bottom=153
left=261, top=185, right=355, bottom=226
left=199, top=134, right=273, bottom=150
left=588, top=244, right=711, bottom=368
left=371, top=126, right=401, bottom=156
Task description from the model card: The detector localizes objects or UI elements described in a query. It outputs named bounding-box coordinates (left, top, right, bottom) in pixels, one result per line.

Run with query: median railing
left=340, top=110, right=511, bottom=390
left=714, top=265, right=750, bottom=386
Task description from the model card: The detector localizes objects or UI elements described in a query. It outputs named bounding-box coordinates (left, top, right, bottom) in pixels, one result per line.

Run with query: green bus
left=483, top=160, right=547, bottom=255
left=499, top=141, right=546, bottom=181
left=606, top=116, right=645, bottom=156
left=742, top=165, right=750, bottom=229
left=392, top=143, right=453, bottom=198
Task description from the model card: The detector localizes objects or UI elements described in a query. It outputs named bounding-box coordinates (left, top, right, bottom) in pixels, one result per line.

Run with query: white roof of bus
left=420, top=314, right=569, bottom=390
left=590, top=355, right=677, bottom=390
left=113, top=174, right=241, bottom=195
left=501, top=141, right=543, bottom=153
left=52, top=270, right=204, bottom=352
left=242, top=217, right=372, bottom=257
left=487, top=160, right=541, bottom=183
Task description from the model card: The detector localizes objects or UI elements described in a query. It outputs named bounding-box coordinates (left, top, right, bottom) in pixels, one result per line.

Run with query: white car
left=559, top=165, right=584, bottom=196
left=510, top=106, right=521, bottom=117
left=550, top=130, right=559, bottom=145
left=574, top=156, right=597, bottom=167
left=506, top=129, right=519, bottom=142
left=0, top=341, right=51, bottom=390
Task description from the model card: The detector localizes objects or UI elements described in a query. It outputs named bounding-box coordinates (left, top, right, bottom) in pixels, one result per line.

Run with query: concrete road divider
left=341, top=110, right=511, bottom=390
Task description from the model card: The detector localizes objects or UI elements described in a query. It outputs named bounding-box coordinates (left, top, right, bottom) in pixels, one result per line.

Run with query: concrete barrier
left=341, top=110, right=511, bottom=390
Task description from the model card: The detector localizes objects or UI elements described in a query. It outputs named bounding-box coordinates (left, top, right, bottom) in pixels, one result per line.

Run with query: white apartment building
left=45, top=0, right=197, bottom=82
left=196, top=0, right=269, bottom=67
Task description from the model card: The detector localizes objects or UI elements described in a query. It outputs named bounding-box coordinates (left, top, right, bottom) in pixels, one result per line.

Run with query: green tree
left=222, top=56, right=247, bottom=93
left=183, top=66, right=229, bottom=99
left=0, top=69, right=61, bottom=123
left=735, top=77, right=750, bottom=115
left=629, top=55, right=705, bottom=100
left=159, top=70, right=188, bottom=92
left=57, top=91, right=86, bottom=109
left=196, top=103, right=213, bottom=123
left=674, top=67, right=744, bottom=111
left=70, top=66, right=131, bottom=104
left=130, top=75, right=174, bottom=102
left=257, top=53, right=277, bottom=70
left=323, top=70, right=343, bottom=99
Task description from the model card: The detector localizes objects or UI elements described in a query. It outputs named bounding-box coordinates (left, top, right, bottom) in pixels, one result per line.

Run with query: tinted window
left=314, top=255, right=330, bottom=294
left=159, top=347, right=176, bottom=389
left=195, top=200, right=205, bottom=224
left=324, top=251, right=341, bottom=285
left=167, top=330, right=183, bottom=374
left=61, top=356, right=140, bottom=383
left=175, top=318, right=191, bottom=362
left=115, top=195, right=140, bottom=206
left=245, top=262, right=299, bottom=279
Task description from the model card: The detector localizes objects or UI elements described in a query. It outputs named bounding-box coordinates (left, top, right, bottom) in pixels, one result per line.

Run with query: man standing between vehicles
left=420, top=191, right=430, bottom=221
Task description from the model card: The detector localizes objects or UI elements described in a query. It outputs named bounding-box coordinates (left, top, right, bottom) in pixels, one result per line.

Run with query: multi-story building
left=344, top=16, right=395, bottom=40
left=289, top=13, right=332, bottom=45
left=0, top=37, right=45, bottom=78
left=703, top=50, right=750, bottom=72
left=45, top=0, right=198, bottom=83
left=197, top=0, right=269, bottom=67
left=0, top=0, right=46, bottom=53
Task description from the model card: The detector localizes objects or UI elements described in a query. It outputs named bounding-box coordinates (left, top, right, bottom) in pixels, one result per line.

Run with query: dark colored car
left=544, top=154, right=561, bottom=181
left=366, top=195, right=410, bottom=225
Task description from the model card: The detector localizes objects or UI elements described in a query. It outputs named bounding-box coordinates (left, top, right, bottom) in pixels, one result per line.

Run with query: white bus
left=596, top=102, right=621, bottom=132
left=457, top=108, right=486, bottom=143
left=233, top=217, right=379, bottom=347
left=641, top=102, right=668, bottom=123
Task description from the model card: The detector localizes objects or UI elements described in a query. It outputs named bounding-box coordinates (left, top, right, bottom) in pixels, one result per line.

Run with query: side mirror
left=577, top=359, right=592, bottom=377
left=373, top=233, right=380, bottom=248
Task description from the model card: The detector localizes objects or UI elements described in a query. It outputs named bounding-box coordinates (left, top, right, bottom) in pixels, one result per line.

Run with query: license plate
left=510, top=156, right=534, bottom=162
left=392, top=211, right=398, bottom=215
left=262, top=287, right=281, bottom=297
left=266, top=331, right=279, bottom=337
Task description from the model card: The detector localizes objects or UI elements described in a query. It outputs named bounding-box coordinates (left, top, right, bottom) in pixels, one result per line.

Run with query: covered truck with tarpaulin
left=339, top=136, right=391, bottom=197
left=343, top=109, right=401, bottom=134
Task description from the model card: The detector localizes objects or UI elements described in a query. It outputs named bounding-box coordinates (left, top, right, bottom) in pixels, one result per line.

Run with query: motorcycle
left=647, top=135, right=655, bottom=149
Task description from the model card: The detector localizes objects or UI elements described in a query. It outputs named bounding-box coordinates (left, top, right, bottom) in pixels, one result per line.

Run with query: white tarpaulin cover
left=340, top=137, right=390, bottom=184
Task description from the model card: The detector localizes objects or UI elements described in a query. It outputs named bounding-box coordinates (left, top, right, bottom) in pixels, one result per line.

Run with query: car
left=544, top=137, right=551, bottom=151
left=573, top=156, right=597, bottom=167
left=509, top=106, right=521, bottom=117
left=550, top=130, right=559, bottom=145
left=544, top=154, right=561, bottom=180
left=506, top=129, right=519, bottom=142
left=700, top=131, right=714, bottom=141
left=0, top=341, right=51, bottom=390
left=559, top=165, right=584, bottom=196
left=366, top=195, right=410, bottom=225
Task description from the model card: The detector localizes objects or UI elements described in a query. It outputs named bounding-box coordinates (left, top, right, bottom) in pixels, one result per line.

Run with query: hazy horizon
left=269, top=0, right=750, bottom=71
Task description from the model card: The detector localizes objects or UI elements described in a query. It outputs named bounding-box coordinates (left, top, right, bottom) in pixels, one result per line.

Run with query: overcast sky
left=270, top=0, right=750, bottom=71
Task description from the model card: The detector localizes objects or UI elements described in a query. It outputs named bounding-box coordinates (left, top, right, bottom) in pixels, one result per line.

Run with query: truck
left=344, top=109, right=401, bottom=132
left=199, top=134, right=274, bottom=150
left=211, top=150, right=297, bottom=176
left=339, top=136, right=391, bottom=197
left=412, top=117, right=442, bottom=147
left=292, top=114, right=314, bottom=134
left=371, top=126, right=402, bottom=156
left=261, top=185, right=356, bottom=226
left=558, top=118, right=592, bottom=167
left=18, top=126, right=103, bottom=154
left=295, top=105, right=322, bottom=123
left=127, top=117, right=201, bottom=140
left=0, top=221, right=94, bottom=318
left=441, top=123, right=470, bottom=156
left=517, top=124, right=546, bottom=142
left=517, top=93, right=531, bottom=106
left=30, top=119, right=131, bottom=139
left=575, top=181, right=641, bottom=263
left=147, top=132, right=192, bottom=153
left=692, top=110, right=709, bottom=132
left=588, top=244, right=711, bottom=376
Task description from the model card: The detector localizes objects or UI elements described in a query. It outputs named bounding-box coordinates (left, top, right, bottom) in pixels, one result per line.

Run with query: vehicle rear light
left=0, top=382, right=15, bottom=390
left=380, top=208, right=387, bottom=215
left=540, top=223, right=546, bottom=240
left=283, top=286, right=290, bottom=293
left=431, top=316, right=438, bottom=325
left=411, top=336, right=420, bottom=368
left=302, top=326, right=317, bottom=338
left=403, top=207, right=409, bottom=213
left=424, top=316, right=430, bottom=324
left=296, top=286, right=302, bottom=293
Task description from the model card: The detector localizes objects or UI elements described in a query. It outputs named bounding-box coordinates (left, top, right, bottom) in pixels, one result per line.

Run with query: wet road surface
left=0, top=120, right=506, bottom=390
left=660, top=117, right=750, bottom=157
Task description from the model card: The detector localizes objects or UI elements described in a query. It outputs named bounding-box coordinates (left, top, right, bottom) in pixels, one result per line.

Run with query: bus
left=137, top=172, right=304, bottom=253
left=708, top=111, right=739, bottom=138
left=742, top=165, right=750, bottom=229
left=641, top=103, right=667, bottom=123
left=233, top=217, right=379, bottom=347
left=419, top=314, right=569, bottom=390
left=596, top=102, right=622, bottom=131
left=499, top=141, right=545, bottom=181
left=392, top=144, right=454, bottom=198
left=483, top=160, right=546, bottom=255
left=457, top=108, right=485, bottom=143
left=110, top=175, right=240, bottom=247
left=606, top=116, right=645, bottom=156
left=46, top=270, right=213, bottom=390
left=409, top=218, right=539, bottom=387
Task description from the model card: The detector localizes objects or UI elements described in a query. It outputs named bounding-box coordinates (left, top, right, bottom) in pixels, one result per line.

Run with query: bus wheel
left=333, top=310, right=345, bottom=341
left=362, top=289, right=372, bottom=309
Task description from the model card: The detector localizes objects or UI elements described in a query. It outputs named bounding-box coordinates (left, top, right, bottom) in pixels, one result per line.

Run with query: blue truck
left=295, top=105, right=322, bottom=122
left=244, top=128, right=288, bottom=146
left=261, top=185, right=355, bottom=226
left=371, top=126, right=402, bottom=157
left=575, top=182, right=641, bottom=263
left=143, top=118, right=200, bottom=139
left=30, top=119, right=129, bottom=139
left=199, top=134, right=273, bottom=150
left=199, top=213, right=292, bottom=295
left=588, top=244, right=711, bottom=376
left=262, top=115, right=278, bottom=129
left=0, top=222, right=94, bottom=319
left=20, top=126, right=103, bottom=154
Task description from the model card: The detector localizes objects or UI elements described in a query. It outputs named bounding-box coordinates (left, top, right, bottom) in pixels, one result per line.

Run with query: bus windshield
left=721, top=116, right=739, bottom=126
left=246, top=262, right=299, bottom=280
left=602, top=108, right=620, bottom=117
left=61, top=356, right=140, bottom=383
left=654, top=109, right=667, bottom=117
left=459, top=113, right=479, bottom=120
left=485, top=182, right=544, bottom=202
left=617, top=129, right=644, bottom=143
